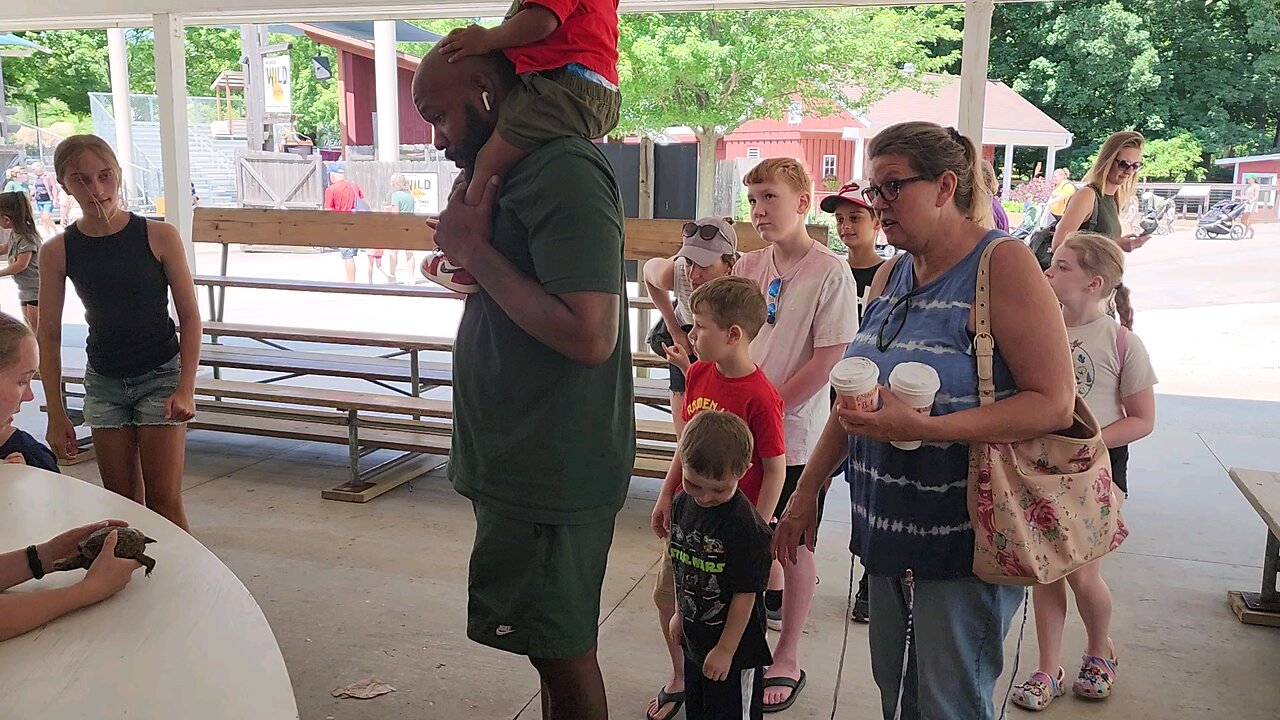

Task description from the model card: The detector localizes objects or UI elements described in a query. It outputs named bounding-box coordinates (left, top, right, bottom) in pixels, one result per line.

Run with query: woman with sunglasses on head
left=773, top=122, right=1075, bottom=720
left=643, top=217, right=739, bottom=435
left=1051, top=131, right=1150, bottom=253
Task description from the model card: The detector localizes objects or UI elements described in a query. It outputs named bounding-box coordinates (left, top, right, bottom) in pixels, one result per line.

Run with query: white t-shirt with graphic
left=1068, top=315, right=1158, bottom=428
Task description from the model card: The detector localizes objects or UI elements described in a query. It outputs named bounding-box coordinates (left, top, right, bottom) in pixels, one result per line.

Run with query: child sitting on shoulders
left=669, top=410, right=774, bottom=720
left=421, top=0, right=621, bottom=293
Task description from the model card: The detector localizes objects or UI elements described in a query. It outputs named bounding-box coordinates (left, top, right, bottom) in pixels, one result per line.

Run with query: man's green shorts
left=467, top=501, right=617, bottom=659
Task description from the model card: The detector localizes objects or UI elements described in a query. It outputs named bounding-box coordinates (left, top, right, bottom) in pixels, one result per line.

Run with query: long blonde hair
left=867, top=122, right=991, bottom=228
left=1061, top=230, right=1133, bottom=329
left=1083, top=131, right=1144, bottom=213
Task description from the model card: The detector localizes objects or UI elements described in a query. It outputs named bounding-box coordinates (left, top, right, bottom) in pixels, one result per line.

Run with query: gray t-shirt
left=6, top=231, right=40, bottom=303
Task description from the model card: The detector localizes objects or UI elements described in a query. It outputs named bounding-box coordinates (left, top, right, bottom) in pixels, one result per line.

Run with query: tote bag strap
left=973, top=237, right=1015, bottom=407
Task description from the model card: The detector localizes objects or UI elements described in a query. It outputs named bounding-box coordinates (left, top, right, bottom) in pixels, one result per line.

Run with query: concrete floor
left=30, top=390, right=1277, bottom=720
left=8, top=224, right=1280, bottom=719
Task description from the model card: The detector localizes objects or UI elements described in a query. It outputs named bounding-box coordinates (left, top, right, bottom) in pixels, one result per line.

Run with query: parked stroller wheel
left=1230, top=224, right=1247, bottom=240
left=1195, top=227, right=1209, bottom=239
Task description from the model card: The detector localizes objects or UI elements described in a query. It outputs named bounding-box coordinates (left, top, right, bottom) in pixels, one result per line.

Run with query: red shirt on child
left=504, top=0, right=620, bottom=85
left=681, top=361, right=786, bottom=505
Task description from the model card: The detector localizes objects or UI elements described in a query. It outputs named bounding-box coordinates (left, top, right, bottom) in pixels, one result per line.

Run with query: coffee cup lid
left=889, top=362, right=940, bottom=394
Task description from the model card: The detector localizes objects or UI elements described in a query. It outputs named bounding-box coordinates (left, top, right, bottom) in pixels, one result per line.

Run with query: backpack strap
left=1084, top=184, right=1102, bottom=232
left=973, top=237, right=1015, bottom=407
left=1115, top=323, right=1128, bottom=385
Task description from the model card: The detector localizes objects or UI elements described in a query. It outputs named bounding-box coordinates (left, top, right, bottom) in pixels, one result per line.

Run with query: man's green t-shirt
left=391, top=189, right=416, bottom=214
left=450, top=137, right=635, bottom=525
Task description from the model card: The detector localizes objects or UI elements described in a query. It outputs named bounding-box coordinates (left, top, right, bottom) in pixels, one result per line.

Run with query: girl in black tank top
left=38, top=135, right=201, bottom=532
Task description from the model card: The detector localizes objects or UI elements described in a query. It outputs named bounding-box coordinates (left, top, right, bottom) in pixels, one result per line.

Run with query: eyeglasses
left=682, top=222, right=727, bottom=242
left=861, top=175, right=932, bottom=205
left=876, top=289, right=918, bottom=352
left=1114, top=159, right=1143, bottom=173
left=766, top=277, right=782, bottom=325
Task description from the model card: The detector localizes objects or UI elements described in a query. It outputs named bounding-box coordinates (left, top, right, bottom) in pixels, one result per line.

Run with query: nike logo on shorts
left=495, top=624, right=515, bottom=636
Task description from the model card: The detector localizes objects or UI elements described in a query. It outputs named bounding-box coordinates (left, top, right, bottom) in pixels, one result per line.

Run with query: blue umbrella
left=0, top=33, right=52, bottom=55
left=0, top=34, right=52, bottom=139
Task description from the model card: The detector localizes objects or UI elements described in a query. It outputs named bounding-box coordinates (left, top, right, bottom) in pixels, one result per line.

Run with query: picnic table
left=1227, top=468, right=1280, bottom=627
left=0, top=465, right=297, bottom=718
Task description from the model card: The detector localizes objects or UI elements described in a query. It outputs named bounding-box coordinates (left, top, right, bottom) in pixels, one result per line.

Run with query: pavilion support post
left=957, top=0, right=995, bottom=146
left=1045, top=147, right=1057, bottom=180
left=374, top=20, right=401, bottom=163
left=107, top=28, right=136, bottom=205
left=1002, top=142, right=1014, bottom=197
left=241, top=25, right=267, bottom=152
left=853, top=136, right=866, bottom=180
left=153, top=12, right=195, bottom=268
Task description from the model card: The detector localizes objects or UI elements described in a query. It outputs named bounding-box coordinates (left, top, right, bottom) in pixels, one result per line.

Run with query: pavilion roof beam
left=5, top=0, right=1039, bottom=30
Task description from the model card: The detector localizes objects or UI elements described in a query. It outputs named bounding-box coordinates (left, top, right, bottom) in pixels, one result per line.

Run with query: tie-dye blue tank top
left=846, top=231, right=1017, bottom=580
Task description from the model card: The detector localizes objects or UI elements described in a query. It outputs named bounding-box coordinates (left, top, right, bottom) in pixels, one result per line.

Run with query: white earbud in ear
left=482, top=91, right=492, bottom=112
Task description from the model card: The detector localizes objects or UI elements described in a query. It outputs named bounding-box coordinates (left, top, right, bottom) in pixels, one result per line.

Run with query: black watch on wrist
left=26, top=545, right=45, bottom=580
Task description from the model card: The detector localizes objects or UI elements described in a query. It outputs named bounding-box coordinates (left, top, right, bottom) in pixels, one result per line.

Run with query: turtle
left=51, top=526, right=157, bottom=576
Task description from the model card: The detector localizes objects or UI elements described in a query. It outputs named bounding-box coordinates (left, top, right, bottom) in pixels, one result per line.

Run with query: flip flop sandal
left=646, top=687, right=684, bottom=720
left=1010, top=668, right=1065, bottom=711
left=762, top=670, right=807, bottom=713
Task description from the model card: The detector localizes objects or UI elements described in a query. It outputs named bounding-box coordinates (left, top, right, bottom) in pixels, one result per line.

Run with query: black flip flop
left=763, top=670, right=807, bottom=713
left=647, top=687, right=685, bottom=720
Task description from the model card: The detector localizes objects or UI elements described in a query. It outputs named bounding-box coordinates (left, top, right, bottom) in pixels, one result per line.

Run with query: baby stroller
left=1140, top=193, right=1176, bottom=235
left=1195, top=198, right=1249, bottom=240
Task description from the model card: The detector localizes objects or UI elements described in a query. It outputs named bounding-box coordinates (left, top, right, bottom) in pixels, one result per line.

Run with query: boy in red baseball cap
left=821, top=181, right=885, bottom=310
left=819, top=181, right=882, bottom=623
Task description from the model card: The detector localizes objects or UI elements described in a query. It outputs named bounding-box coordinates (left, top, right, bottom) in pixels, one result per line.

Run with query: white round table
left=0, top=465, right=298, bottom=719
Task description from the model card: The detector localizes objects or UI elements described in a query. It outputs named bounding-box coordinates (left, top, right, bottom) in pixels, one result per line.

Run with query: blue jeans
left=868, top=575, right=1024, bottom=720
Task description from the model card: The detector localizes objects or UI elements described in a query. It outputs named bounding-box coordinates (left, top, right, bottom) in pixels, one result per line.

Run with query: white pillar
left=1044, top=147, right=1056, bottom=180
left=106, top=28, right=135, bottom=204
left=1002, top=142, right=1014, bottom=197
left=853, top=136, right=866, bottom=180
left=957, top=0, right=994, bottom=145
left=153, top=13, right=194, bottom=268
left=374, top=20, right=400, bottom=162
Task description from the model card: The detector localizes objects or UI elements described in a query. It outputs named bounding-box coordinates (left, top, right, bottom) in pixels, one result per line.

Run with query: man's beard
left=446, top=104, right=494, bottom=173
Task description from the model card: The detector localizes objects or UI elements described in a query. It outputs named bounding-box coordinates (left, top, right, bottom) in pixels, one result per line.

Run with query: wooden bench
left=198, top=341, right=674, bottom=406
left=200, top=321, right=668, bottom=371
left=1227, top=468, right=1280, bottom=627
left=56, top=369, right=675, bottom=503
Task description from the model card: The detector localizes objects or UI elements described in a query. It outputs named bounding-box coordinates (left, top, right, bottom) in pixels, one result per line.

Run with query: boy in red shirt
left=421, top=0, right=621, bottom=294
left=646, top=275, right=785, bottom=720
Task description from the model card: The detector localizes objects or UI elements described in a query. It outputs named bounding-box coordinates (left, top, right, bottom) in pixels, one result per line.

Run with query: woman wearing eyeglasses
left=773, top=121, right=1076, bottom=720
left=1051, top=131, right=1150, bottom=253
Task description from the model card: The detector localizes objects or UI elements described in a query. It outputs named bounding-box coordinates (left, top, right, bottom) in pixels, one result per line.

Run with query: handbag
left=1029, top=190, right=1099, bottom=271
left=967, top=237, right=1128, bottom=586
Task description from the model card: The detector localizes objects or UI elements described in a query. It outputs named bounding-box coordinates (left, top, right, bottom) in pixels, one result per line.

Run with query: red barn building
left=1216, top=152, right=1279, bottom=221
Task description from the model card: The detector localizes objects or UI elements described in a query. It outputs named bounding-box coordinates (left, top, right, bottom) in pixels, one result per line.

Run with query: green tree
left=287, top=36, right=339, bottom=145
left=126, top=27, right=244, bottom=102
left=1139, top=133, right=1206, bottom=182
left=3, top=31, right=109, bottom=116
left=989, top=0, right=1280, bottom=178
left=619, top=8, right=960, bottom=214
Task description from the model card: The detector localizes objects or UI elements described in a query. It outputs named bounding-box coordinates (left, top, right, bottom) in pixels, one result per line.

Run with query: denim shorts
left=340, top=248, right=360, bottom=260
left=36, top=200, right=54, bottom=214
left=82, top=355, right=184, bottom=429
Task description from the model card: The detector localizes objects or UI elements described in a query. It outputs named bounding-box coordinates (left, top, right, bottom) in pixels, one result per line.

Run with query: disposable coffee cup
left=888, top=362, right=941, bottom=451
left=830, top=357, right=880, bottom=412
